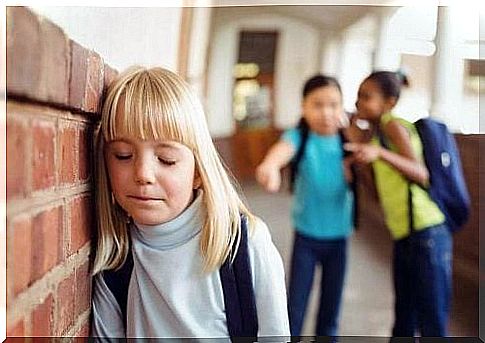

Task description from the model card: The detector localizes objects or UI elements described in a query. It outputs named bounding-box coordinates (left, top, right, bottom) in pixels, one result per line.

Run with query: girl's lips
left=129, top=195, right=162, bottom=201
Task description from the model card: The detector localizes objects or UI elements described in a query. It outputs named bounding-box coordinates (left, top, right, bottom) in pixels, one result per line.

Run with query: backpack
left=378, top=117, right=471, bottom=233
left=289, top=118, right=358, bottom=227
left=102, top=215, right=258, bottom=339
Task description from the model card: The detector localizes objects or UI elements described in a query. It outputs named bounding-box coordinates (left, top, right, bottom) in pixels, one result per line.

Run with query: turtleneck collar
left=131, top=189, right=205, bottom=250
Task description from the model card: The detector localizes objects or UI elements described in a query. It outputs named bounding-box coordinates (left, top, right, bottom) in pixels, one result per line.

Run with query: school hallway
left=6, top=6, right=482, bottom=339
left=241, top=180, right=478, bottom=339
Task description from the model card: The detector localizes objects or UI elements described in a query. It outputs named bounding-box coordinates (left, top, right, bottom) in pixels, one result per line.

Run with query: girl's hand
left=255, top=162, right=282, bottom=193
left=343, top=156, right=354, bottom=183
left=344, top=143, right=382, bottom=164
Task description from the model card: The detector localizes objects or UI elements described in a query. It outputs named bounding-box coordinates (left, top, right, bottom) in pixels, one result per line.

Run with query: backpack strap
left=103, top=216, right=258, bottom=339
left=289, top=118, right=310, bottom=192
left=376, top=121, right=415, bottom=233
left=219, top=215, right=259, bottom=340
left=102, top=239, right=134, bottom=332
left=339, top=128, right=359, bottom=230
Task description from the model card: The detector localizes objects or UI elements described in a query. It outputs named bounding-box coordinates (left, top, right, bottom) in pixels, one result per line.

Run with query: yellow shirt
left=371, top=113, right=445, bottom=240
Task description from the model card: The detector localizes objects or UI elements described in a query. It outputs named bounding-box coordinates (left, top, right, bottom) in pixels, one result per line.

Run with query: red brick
left=32, top=119, right=56, bottom=191
left=69, top=196, right=92, bottom=254
left=32, top=294, right=54, bottom=336
left=78, top=126, right=92, bottom=181
left=103, top=63, right=118, bottom=94
left=32, top=206, right=62, bottom=281
left=7, top=115, right=28, bottom=198
left=75, top=321, right=90, bottom=337
left=7, top=7, right=42, bottom=99
left=84, top=51, right=104, bottom=113
left=7, top=319, right=25, bottom=337
left=0, top=118, right=6, bottom=199
left=7, top=7, right=70, bottom=105
left=38, top=17, right=70, bottom=105
left=55, top=274, right=75, bottom=336
left=75, top=261, right=91, bottom=316
left=9, top=216, right=32, bottom=297
left=5, top=337, right=31, bottom=343
left=59, top=124, right=77, bottom=184
left=69, top=40, right=104, bottom=114
left=69, top=40, right=88, bottom=111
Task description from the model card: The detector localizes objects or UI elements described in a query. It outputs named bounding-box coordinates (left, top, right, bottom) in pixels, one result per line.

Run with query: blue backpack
left=414, top=117, right=471, bottom=232
left=379, top=117, right=471, bottom=233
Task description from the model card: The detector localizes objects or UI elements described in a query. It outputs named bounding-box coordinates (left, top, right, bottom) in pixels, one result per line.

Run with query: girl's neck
left=132, top=189, right=205, bottom=249
left=308, top=124, right=339, bottom=136
left=368, top=117, right=381, bottom=125
left=311, top=128, right=338, bottom=136
left=370, top=111, right=391, bottom=125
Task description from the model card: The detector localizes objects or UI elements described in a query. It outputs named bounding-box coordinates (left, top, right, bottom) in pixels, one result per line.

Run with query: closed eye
left=158, top=157, right=176, bottom=166
left=114, top=154, right=132, bottom=160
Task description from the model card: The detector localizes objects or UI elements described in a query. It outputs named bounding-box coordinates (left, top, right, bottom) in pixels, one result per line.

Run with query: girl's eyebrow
left=155, top=142, right=180, bottom=150
left=110, top=138, right=131, bottom=144
left=110, top=138, right=181, bottom=150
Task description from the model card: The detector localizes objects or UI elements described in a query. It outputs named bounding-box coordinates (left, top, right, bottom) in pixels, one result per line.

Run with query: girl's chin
left=355, top=112, right=377, bottom=121
left=314, top=126, right=338, bottom=135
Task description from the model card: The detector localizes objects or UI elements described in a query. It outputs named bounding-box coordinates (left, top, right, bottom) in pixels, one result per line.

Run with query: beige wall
left=206, top=7, right=321, bottom=138
left=30, top=6, right=183, bottom=72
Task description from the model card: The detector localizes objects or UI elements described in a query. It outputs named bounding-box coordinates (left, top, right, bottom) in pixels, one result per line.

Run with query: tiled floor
left=240, top=181, right=478, bottom=338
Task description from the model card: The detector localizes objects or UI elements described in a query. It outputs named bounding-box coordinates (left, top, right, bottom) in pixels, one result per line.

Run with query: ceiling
left=214, top=4, right=390, bottom=31
left=271, top=5, right=381, bottom=31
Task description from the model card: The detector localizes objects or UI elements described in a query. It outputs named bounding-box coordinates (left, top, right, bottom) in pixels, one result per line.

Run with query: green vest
left=372, top=113, right=445, bottom=240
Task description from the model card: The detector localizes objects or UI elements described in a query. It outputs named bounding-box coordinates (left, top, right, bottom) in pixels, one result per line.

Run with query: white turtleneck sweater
left=91, top=191, right=290, bottom=339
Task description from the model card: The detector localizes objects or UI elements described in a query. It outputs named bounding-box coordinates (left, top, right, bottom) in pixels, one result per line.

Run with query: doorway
left=230, top=30, right=281, bottom=181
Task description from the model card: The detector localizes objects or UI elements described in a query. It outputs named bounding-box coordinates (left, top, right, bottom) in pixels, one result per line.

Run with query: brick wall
left=6, top=7, right=117, bottom=337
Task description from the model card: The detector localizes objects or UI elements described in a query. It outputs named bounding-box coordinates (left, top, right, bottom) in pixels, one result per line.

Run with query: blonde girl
left=91, top=66, right=289, bottom=339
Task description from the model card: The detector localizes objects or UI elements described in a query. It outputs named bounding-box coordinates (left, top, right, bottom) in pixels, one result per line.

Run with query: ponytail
left=396, top=69, right=410, bottom=87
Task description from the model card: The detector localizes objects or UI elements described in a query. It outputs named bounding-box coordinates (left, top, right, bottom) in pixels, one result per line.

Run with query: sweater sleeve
left=91, top=272, right=126, bottom=339
left=248, top=217, right=291, bottom=339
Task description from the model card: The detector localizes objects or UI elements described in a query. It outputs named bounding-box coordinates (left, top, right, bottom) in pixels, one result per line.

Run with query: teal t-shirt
left=282, top=128, right=353, bottom=240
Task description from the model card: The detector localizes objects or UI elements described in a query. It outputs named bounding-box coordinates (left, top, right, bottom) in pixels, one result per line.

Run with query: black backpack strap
left=103, top=240, right=134, bottom=334
left=289, top=118, right=310, bottom=192
left=220, top=215, right=258, bottom=340
left=339, top=128, right=359, bottom=230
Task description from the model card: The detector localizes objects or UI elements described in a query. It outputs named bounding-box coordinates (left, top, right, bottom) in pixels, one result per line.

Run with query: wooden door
left=225, top=31, right=281, bottom=181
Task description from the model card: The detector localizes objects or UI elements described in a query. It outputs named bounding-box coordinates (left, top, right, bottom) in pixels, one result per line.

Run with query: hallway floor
left=240, top=181, right=478, bottom=339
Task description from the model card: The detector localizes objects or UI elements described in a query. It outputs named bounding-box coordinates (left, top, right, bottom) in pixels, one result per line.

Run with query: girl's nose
left=134, top=158, right=156, bottom=185
left=322, top=106, right=333, bottom=118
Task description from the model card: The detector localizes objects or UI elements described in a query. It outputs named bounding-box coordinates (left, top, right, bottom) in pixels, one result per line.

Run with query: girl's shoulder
left=381, top=113, right=416, bottom=139
left=247, top=216, right=273, bottom=249
left=381, top=113, right=413, bottom=130
left=281, top=127, right=302, bottom=146
left=246, top=216, right=284, bottom=274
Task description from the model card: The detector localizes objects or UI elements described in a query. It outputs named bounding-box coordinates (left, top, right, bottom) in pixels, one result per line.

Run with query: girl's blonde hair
left=92, top=66, right=254, bottom=275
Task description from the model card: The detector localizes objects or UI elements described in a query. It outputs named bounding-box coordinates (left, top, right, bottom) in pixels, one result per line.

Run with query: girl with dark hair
left=256, top=74, right=354, bottom=339
left=345, top=71, right=451, bottom=338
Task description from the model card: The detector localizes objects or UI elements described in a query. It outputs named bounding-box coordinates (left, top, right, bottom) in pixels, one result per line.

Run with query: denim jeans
left=288, top=231, right=347, bottom=338
left=392, top=223, right=453, bottom=337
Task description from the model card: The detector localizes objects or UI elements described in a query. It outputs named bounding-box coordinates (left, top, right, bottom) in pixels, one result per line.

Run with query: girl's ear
left=193, top=168, right=202, bottom=189
left=384, top=96, right=398, bottom=111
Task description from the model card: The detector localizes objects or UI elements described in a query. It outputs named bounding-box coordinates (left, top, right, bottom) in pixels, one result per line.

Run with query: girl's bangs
left=104, top=72, right=194, bottom=148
